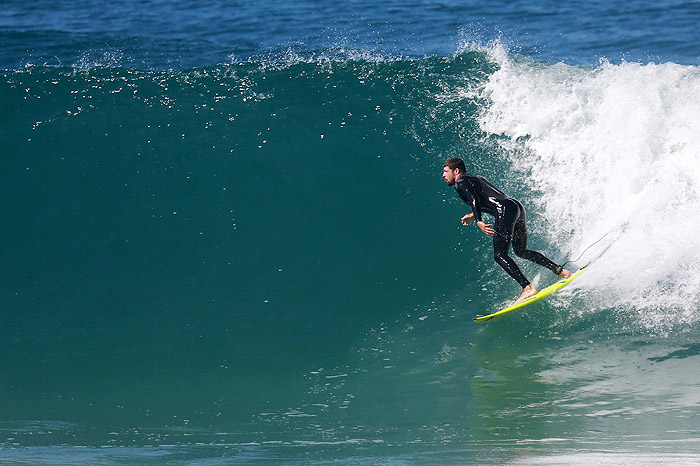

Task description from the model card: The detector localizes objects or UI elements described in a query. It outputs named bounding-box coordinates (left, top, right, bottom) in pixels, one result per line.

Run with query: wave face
left=2, top=45, right=700, bottom=464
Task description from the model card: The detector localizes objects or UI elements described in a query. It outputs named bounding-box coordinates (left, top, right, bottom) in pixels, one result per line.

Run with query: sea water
left=2, top=1, right=700, bottom=464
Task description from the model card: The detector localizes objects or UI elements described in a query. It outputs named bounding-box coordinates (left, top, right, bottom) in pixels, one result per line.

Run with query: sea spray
left=476, top=51, right=700, bottom=330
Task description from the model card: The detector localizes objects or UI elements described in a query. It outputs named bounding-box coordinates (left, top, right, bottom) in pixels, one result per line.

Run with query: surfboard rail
left=473, top=268, right=585, bottom=323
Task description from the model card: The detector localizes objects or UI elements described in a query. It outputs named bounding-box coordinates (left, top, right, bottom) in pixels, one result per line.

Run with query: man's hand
left=477, top=221, right=494, bottom=236
left=461, top=213, right=475, bottom=225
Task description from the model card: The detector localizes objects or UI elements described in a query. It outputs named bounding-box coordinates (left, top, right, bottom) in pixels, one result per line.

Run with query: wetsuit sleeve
left=456, top=180, right=483, bottom=222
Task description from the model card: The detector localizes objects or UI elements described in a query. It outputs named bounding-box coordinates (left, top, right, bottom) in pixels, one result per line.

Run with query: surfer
left=442, top=157, right=571, bottom=303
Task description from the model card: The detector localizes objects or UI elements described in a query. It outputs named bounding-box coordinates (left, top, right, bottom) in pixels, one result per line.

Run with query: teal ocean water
left=5, top=45, right=700, bottom=465
left=3, top=1, right=700, bottom=464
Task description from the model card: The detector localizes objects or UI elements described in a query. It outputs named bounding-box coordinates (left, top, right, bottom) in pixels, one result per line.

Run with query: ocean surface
left=3, top=1, right=700, bottom=464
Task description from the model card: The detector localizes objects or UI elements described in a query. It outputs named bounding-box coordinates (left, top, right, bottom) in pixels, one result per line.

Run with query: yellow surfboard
left=473, top=268, right=585, bottom=323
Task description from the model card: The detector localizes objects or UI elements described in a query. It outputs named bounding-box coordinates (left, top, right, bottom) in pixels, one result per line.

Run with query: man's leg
left=493, top=234, right=531, bottom=288
left=492, top=201, right=539, bottom=302
left=511, top=206, right=570, bottom=279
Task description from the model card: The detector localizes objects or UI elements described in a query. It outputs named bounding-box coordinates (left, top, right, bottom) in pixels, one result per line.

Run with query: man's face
left=443, top=166, right=458, bottom=186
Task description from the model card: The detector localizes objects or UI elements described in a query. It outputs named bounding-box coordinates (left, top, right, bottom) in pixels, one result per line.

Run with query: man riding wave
left=442, top=157, right=571, bottom=303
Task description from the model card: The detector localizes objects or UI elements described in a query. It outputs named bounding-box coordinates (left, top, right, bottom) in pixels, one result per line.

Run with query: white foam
left=73, top=50, right=125, bottom=71
left=250, top=45, right=403, bottom=73
left=476, top=51, right=700, bottom=329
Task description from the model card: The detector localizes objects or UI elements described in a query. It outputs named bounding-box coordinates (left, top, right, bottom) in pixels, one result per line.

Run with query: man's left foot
left=558, top=269, right=572, bottom=280
left=515, top=284, right=538, bottom=303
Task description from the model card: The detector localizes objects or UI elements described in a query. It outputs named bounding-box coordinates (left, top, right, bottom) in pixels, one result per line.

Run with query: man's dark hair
left=444, top=157, right=466, bottom=173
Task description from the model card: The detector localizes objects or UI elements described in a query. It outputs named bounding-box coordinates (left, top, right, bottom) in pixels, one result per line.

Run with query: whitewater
left=475, top=43, right=700, bottom=333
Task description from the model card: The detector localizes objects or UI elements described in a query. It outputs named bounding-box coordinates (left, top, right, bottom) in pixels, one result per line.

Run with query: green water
left=2, top=51, right=700, bottom=464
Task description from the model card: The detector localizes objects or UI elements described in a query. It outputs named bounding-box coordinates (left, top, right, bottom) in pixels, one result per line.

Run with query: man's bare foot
left=558, top=269, right=572, bottom=280
left=516, top=284, right=538, bottom=303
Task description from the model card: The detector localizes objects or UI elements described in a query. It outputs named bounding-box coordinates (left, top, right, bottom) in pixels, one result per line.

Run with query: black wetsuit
left=455, top=175, right=563, bottom=288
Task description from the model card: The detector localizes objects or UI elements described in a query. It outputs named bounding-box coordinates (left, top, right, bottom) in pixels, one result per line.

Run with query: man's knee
left=494, top=251, right=508, bottom=267
left=513, top=246, right=528, bottom=259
